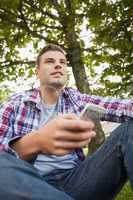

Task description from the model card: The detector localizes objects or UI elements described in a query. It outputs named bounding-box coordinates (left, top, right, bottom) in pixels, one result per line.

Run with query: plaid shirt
left=0, top=87, right=133, bottom=160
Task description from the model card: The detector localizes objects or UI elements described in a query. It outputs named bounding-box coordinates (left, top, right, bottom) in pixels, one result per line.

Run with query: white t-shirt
left=33, top=100, right=79, bottom=176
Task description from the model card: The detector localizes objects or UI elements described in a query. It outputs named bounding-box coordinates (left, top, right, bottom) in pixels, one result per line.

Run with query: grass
left=115, top=182, right=133, bottom=200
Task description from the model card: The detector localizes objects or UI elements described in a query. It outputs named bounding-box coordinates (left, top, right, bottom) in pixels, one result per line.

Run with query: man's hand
left=36, top=114, right=96, bottom=156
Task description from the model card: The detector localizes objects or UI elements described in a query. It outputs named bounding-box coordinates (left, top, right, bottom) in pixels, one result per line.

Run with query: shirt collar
left=23, top=88, right=41, bottom=104
left=23, top=87, right=69, bottom=109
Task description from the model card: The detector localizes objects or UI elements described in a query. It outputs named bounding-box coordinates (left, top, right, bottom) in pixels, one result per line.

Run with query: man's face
left=36, top=50, right=68, bottom=90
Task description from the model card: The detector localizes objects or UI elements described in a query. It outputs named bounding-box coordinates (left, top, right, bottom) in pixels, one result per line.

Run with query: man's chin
left=43, top=81, right=65, bottom=90
left=51, top=82, right=64, bottom=89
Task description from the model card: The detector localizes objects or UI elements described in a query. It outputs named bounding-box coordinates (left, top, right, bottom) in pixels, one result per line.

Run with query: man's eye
left=46, top=60, right=54, bottom=63
left=61, top=61, right=67, bottom=65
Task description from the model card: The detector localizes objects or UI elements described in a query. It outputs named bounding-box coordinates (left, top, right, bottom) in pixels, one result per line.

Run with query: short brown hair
left=36, top=44, right=66, bottom=66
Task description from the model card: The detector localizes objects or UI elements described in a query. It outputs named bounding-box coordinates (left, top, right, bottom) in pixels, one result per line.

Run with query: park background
left=0, top=0, right=132, bottom=199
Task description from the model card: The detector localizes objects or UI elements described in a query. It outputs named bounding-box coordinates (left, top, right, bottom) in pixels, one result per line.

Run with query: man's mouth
left=50, top=72, right=63, bottom=76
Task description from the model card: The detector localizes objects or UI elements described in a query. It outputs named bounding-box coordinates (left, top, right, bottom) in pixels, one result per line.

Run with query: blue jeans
left=0, top=119, right=133, bottom=200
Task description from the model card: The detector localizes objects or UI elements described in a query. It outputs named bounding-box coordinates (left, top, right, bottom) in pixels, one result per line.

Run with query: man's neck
left=40, top=85, right=62, bottom=105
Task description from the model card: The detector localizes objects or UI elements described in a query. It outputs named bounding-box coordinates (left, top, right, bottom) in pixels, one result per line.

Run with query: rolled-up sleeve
left=69, top=88, right=133, bottom=122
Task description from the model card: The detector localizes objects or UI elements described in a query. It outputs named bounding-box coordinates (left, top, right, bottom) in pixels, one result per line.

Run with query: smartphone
left=80, top=103, right=105, bottom=122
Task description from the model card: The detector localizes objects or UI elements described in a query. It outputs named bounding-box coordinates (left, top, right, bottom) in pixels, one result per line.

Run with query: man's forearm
left=10, top=131, right=40, bottom=161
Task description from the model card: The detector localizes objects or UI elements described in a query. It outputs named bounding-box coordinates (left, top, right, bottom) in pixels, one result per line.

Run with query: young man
left=0, top=44, right=133, bottom=200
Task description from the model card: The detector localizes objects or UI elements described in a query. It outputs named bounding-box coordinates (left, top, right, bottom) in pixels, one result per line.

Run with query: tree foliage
left=0, top=0, right=91, bottom=94
left=86, top=0, right=133, bottom=97
left=0, top=0, right=132, bottom=97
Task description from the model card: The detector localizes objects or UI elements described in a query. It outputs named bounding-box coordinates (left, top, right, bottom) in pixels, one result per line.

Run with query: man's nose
left=54, top=62, right=62, bottom=69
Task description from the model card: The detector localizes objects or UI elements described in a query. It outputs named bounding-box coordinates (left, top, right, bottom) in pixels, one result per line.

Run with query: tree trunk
left=61, top=10, right=105, bottom=154
left=66, top=35, right=105, bottom=153
left=88, top=117, right=105, bottom=154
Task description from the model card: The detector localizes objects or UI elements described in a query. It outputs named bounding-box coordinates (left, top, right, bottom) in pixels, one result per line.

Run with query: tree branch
left=0, top=10, right=58, bottom=44
left=23, top=0, right=59, bottom=20
left=49, top=0, right=60, bottom=10
left=27, top=19, right=62, bottom=30
left=0, top=60, right=35, bottom=68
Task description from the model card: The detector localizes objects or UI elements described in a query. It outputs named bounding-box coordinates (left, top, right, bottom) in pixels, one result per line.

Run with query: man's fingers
left=53, top=149, right=71, bottom=156
left=59, top=113, right=78, bottom=120
left=55, top=138, right=93, bottom=150
left=61, top=119, right=95, bottom=131
left=56, top=130, right=96, bottom=142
